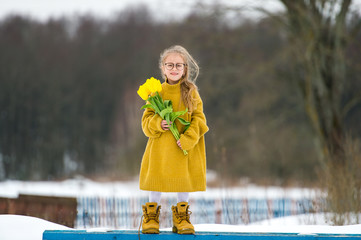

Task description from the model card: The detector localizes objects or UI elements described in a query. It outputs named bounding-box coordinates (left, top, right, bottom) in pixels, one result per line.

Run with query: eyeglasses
left=164, top=62, right=187, bottom=71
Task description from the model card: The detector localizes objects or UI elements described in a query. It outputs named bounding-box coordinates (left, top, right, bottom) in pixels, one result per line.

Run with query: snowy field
left=0, top=177, right=321, bottom=199
left=0, top=178, right=361, bottom=240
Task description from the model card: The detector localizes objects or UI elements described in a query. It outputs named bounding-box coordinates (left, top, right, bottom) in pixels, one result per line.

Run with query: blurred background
left=0, top=0, right=361, bottom=185
left=0, top=0, right=361, bottom=226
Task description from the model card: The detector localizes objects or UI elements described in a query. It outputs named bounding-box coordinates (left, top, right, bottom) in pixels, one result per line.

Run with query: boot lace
left=173, top=206, right=192, bottom=224
left=143, top=207, right=160, bottom=223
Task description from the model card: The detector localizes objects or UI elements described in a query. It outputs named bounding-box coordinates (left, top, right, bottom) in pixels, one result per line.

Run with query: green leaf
left=184, top=125, right=190, bottom=132
left=164, top=100, right=172, bottom=109
left=159, top=107, right=172, bottom=119
left=141, top=104, right=154, bottom=110
left=177, top=117, right=190, bottom=126
left=165, top=114, right=171, bottom=127
left=177, top=117, right=190, bottom=132
left=148, top=97, right=161, bottom=113
left=154, top=97, right=165, bottom=112
left=170, top=108, right=188, bottom=122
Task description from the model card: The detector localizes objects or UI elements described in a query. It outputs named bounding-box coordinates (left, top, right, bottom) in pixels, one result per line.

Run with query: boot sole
left=142, top=228, right=159, bottom=234
left=172, top=226, right=195, bottom=235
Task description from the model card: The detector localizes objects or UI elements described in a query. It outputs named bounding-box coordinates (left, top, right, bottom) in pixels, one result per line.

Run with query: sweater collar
left=163, top=80, right=181, bottom=92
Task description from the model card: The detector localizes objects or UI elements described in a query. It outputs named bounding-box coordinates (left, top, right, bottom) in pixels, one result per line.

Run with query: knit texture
left=139, top=81, right=208, bottom=192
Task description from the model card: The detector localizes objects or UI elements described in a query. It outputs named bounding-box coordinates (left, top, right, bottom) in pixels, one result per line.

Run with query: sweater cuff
left=179, top=133, right=197, bottom=151
left=150, top=114, right=165, bottom=133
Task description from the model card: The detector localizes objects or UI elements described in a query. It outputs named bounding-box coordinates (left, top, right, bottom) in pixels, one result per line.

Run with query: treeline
left=0, top=5, right=360, bottom=183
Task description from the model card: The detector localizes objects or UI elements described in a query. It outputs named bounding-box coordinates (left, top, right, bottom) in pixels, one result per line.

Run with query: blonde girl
left=139, top=45, right=208, bottom=234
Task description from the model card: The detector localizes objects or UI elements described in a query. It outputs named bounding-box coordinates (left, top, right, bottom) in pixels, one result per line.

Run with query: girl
left=139, top=45, right=208, bottom=234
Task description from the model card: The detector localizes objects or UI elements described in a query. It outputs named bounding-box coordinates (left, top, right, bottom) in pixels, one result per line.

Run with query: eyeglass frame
left=164, top=62, right=187, bottom=71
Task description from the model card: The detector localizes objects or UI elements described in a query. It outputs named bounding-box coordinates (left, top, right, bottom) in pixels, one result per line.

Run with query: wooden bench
left=43, top=230, right=361, bottom=240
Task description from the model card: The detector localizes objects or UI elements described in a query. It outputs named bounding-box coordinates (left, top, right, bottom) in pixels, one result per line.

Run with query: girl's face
left=162, top=53, right=186, bottom=85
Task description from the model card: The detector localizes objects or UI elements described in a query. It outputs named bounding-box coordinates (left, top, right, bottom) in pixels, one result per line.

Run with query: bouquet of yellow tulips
left=137, top=77, right=190, bottom=155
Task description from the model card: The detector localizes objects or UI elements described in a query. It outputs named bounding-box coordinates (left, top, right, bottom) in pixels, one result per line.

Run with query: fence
left=0, top=194, right=77, bottom=228
left=76, top=196, right=323, bottom=229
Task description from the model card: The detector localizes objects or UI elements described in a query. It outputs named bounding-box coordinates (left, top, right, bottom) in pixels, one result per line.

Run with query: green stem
left=169, top=124, right=188, bottom=155
left=155, top=92, right=164, bottom=110
left=148, top=97, right=160, bottom=114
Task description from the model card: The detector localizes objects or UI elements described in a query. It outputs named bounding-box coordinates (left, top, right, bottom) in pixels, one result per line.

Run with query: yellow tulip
left=145, top=77, right=162, bottom=94
left=144, top=80, right=153, bottom=93
left=153, top=77, right=162, bottom=93
left=137, top=84, right=151, bottom=100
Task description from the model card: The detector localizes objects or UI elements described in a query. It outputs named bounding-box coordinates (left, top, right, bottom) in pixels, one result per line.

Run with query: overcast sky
left=0, top=0, right=286, bottom=22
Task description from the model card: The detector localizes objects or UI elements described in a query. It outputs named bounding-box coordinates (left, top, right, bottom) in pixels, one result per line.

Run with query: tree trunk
left=280, top=0, right=352, bottom=165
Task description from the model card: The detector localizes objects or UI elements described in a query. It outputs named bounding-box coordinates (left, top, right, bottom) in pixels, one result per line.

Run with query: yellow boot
left=141, top=202, right=161, bottom=234
left=172, top=202, right=195, bottom=234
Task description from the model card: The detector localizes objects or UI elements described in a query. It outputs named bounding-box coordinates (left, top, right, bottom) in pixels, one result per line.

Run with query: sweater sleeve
left=179, top=90, right=209, bottom=151
left=141, top=107, right=165, bottom=138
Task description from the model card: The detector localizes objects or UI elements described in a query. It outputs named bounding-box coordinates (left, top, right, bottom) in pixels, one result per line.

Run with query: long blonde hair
left=159, top=45, right=200, bottom=112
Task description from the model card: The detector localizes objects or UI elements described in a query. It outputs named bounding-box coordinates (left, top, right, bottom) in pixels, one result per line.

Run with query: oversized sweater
left=139, top=81, right=209, bottom=192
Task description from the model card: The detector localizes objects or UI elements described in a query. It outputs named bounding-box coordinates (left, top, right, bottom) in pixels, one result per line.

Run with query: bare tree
left=279, top=0, right=361, bottom=165
left=277, top=0, right=361, bottom=224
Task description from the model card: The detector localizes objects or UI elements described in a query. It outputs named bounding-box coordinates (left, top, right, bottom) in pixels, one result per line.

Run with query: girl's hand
left=177, top=140, right=182, bottom=150
left=161, top=120, right=172, bottom=130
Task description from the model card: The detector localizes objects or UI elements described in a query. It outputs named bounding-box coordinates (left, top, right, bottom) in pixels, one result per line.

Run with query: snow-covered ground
left=0, top=177, right=321, bottom=199
left=0, top=215, right=70, bottom=240
left=0, top=178, right=360, bottom=240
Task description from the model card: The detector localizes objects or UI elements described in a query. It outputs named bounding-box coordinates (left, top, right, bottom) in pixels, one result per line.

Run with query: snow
left=0, top=178, right=143, bottom=198
left=0, top=179, right=360, bottom=240
left=0, top=214, right=70, bottom=240
left=1, top=214, right=361, bottom=240
left=0, top=178, right=321, bottom=199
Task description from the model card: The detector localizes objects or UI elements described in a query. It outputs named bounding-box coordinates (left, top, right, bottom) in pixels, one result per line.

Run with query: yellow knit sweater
left=139, top=81, right=209, bottom=192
